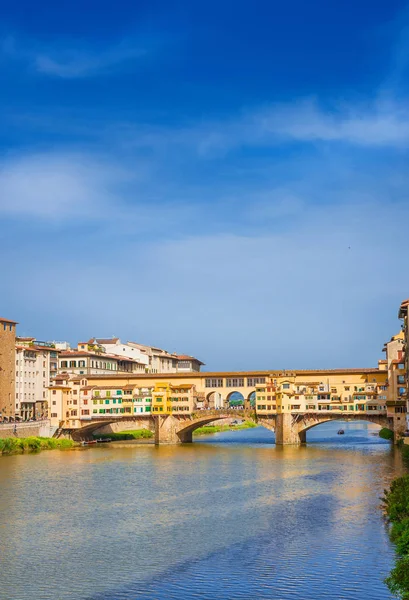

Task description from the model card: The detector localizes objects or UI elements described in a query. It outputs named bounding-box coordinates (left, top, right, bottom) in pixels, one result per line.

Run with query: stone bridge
left=61, top=409, right=395, bottom=445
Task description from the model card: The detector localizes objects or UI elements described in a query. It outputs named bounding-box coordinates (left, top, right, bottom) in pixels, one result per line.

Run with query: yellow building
left=151, top=382, right=198, bottom=415
left=255, top=370, right=387, bottom=416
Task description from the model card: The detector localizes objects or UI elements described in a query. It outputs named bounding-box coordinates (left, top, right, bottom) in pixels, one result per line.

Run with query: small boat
left=337, top=429, right=345, bottom=435
left=96, top=438, right=112, bottom=443
left=81, top=440, right=98, bottom=446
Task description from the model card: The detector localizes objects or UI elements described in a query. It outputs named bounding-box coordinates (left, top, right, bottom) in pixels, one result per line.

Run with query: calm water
left=0, top=422, right=406, bottom=600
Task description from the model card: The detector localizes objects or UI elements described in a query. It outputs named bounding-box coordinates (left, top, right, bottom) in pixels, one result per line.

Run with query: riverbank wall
left=0, top=420, right=55, bottom=439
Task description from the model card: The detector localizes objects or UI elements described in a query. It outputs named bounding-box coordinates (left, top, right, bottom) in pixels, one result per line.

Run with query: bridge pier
left=275, top=414, right=303, bottom=445
left=155, top=415, right=190, bottom=445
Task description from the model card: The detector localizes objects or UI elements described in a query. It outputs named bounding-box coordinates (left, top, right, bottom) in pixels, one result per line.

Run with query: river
left=0, top=422, right=405, bottom=600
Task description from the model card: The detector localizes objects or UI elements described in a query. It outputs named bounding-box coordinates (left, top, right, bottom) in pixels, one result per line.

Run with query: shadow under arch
left=176, top=410, right=255, bottom=442
left=296, top=413, right=392, bottom=442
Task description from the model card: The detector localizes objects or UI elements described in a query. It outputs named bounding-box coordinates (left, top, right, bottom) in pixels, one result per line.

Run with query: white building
left=15, top=338, right=60, bottom=421
left=86, top=338, right=149, bottom=370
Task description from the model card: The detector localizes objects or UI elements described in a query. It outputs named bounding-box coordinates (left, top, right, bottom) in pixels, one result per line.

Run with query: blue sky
left=1, top=0, right=409, bottom=370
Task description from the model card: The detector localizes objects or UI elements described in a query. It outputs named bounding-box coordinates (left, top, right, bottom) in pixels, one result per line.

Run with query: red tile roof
left=0, top=317, right=18, bottom=324
left=88, top=338, right=120, bottom=345
left=177, top=355, right=205, bottom=365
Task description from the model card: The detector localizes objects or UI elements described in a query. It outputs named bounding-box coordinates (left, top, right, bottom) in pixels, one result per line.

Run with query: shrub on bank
left=0, top=436, right=74, bottom=455
left=379, top=428, right=394, bottom=441
left=383, top=475, right=409, bottom=598
left=94, top=430, right=153, bottom=441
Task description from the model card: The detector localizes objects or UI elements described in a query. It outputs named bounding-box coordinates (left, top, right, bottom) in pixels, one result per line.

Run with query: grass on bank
left=194, top=420, right=257, bottom=436
left=383, top=473, right=409, bottom=599
left=93, top=429, right=153, bottom=441
left=0, top=436, right=74, bottom=455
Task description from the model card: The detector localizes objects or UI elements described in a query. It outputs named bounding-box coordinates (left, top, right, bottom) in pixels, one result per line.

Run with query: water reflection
left=0, top=422, right=404, bottom=600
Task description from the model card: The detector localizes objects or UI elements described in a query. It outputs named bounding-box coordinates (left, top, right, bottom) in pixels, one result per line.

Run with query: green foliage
left=384, top=475, right=409, bottom=598
left=94, top=429, right=153, bottom=441
left=0, top=436, right=74, bottom=455
left=194, top=420, right=257, bottom=436
left=379, top=428, right=394, bottom=441
left=385, top=557, right=409, bottom=600
left=383, top=476, right=409, bottom=523
left=401, top=444, right=409, bottom=465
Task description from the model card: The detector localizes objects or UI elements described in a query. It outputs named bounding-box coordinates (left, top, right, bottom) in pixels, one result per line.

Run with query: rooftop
left=85, top=368, right=385, bottom=380
left=0, top=317, right=18, bottom=324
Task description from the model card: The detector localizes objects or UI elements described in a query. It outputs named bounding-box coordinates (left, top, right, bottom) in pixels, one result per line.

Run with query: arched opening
left=297, top=415, right=392, bottom=444
left=227, top=391, right=245, bottom=408
left=247, top=391, right=256, bottom=409
left=177, top=411, right=255, bottom=443
left=206, top=391, right=223, bottom=409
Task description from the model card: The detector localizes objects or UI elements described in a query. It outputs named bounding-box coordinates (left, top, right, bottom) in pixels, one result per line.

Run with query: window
left=78, top=360, right=86, bottom=367
left=205, top=378, right=223, bottom=388
left=226, top=378, right=244, bottom=387
left=106, top=391, right=111, bottom=397
left=247, top=378, right=266, bottom=386
left=51, top=413, right=58, bottom=418
left=116, top=390, right=122, bottom=395
left=52, top=401, right=56, bottom=405
left=61, top=361, right=68, bottom=368
left=282, top=383, right=290, bottom=390
left=52, top=390, right=56, bottom=395
left=69, top=361, right=77, bottom=368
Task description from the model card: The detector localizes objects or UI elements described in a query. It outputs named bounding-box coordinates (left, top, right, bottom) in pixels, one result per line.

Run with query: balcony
left=386, top=400, right=407, bottom=408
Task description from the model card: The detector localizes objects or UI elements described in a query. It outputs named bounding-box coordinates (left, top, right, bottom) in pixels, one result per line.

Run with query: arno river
left=0, top=423, right=406, bottom=600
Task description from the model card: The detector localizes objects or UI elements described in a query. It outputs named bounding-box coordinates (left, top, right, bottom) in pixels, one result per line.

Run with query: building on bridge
left=254, top=370, right=387, bottom=417
left=49, top=368, right=390, bottom=433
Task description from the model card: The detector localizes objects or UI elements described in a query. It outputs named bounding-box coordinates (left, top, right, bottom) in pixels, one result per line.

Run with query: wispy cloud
left=0, top=152, right=134, bottom=218
left=2, top=35, right=147, bottom=78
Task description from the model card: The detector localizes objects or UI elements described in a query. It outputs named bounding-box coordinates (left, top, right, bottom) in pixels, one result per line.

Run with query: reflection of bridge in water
left=67, top=409, right=393, bottom=445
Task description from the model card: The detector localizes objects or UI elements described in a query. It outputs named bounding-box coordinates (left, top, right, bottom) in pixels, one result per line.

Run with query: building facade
left=48, top=368, right=386, bottom=430
left=0, top=317, right=17, bottom=422
left=58, top=346, right=144, bottom=376
left=398, top=299, right=409, bottom=429
left=15, top=338, right=60, bottom=421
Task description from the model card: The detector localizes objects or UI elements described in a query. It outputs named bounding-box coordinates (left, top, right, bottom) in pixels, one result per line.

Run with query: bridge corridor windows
left=205, top=378, right=223, bottom=388
left=226, top=378, right=244, bottom=387
left=247, top=378, right=266, bottom=387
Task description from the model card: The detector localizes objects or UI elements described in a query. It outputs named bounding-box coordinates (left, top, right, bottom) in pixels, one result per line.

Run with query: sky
left=1, top=0, right=409, bottom=370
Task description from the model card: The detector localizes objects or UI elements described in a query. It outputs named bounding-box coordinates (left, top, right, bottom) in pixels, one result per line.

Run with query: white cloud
left=2, top=198, right=408, bottom=370
left=0, top=153, right=131, bottom=218
left=2, top=35, right=147, bottom=78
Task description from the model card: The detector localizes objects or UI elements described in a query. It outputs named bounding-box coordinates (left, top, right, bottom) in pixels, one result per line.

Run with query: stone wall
left=94, top=417, right=155, bottom=435
left=0, top=420, right=52, bottom=439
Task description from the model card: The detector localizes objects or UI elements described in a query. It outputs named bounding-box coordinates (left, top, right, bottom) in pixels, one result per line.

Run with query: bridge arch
left=206, top=391, right=223, bottom=409
left=175, top=410, right=254, bottom=443
left=294, top=413, right=392, bottom=443
left=226, top=391, right=245, bottom=407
